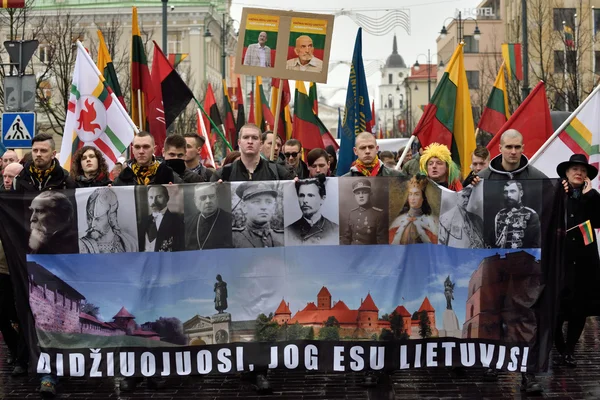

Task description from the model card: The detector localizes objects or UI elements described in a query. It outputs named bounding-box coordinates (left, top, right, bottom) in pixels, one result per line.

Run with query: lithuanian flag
left=478, top=62, right=510, bottom=136
left=254, top=76, right=274, bottom=132
left=579, top=220, right=594, bottom=246
left=168, top=53, right=188, bottom=69
left=270, top=78, right=293, bottom=141
left=97, top=30, right=126, bottom=111
left=1, top=0, right=25, bottom=8
left=564, top=25, right=575, bottom=49
left=222, top=79, right=237, bottom=145
left=292, top=81, right=326, bottom=151
left=308, top=82, right=318, bottom=115
left=412, top=43, right=475, bottom=178
left=130, top=7, right=154, bottom=131
left=501, top=43, right=522, bottom=80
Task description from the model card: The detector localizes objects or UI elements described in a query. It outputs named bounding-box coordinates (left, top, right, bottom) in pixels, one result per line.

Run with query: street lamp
left=440, top=11, right=481, bottom=43
left=413, top=49, right=442, bottom=102
left=404, top=79, right=413, bottom=135
left=203, top=14, right=238, bottom=81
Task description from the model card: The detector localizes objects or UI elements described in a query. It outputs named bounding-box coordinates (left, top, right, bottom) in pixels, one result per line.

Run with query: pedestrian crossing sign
left=1, top=112, right=35, bottom=148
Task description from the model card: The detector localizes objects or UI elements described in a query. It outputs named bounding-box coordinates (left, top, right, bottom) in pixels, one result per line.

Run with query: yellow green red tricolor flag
left=1, top=0, right=24, bottom=8
left=478, top=62, right=510, bottom=135
left=532, top=84, right=600, bottom=188
left=501, top=43, right=522, bottom=80
left=60, top=43, right=135, bottom=172
left=97, top=30, right=127, bottom=111
left=579, top=220, right=594, bottom=246
left=412, top=42, right=475, bottom=178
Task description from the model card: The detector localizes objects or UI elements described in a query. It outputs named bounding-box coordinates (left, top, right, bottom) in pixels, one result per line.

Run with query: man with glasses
left=283, top=139, right=309, bottom=179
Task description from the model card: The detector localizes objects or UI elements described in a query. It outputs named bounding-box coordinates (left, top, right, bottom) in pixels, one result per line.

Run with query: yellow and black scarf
left=29, top=159, right=57, bottom=184
left=131, top=160, right=160, bottom=186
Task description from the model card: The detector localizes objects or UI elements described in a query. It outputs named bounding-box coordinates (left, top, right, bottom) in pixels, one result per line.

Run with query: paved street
left=1, top=317, right=600, bottom=399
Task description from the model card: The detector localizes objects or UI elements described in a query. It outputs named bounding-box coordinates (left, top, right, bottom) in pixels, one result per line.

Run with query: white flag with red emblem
left=60, top=42, right=137, bottom=172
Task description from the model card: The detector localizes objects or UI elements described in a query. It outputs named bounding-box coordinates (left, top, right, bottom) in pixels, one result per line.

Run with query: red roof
left=303, top=302, right=318, bottom=311
left=408, top=65, right=438, bottom=80
left=317, top=286, right=331, bottom=297
left=418, top=297, right=435, bottom=312
left=394, top=305, right=411, bottom=317
left=113, top=306, right=135, bottom=319
left=275, top=300, right=291, bottom=315
left=332, top=300, right=350, bottom=311
left=290, top=309, right=358, bottom=325
left=358, top=294, right=378, bottom=312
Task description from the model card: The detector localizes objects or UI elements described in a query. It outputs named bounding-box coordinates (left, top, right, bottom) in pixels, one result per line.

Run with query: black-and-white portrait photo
left=76, top=187, right=138, bottom=253
left=483, top=180, right=542, bottom=249
left=283, top=176, right=339, bottom=246
left=28, top=190, right=79, bottom=254
left=438, top=183, right=484, bottom=248
left=339, top=177, right=389, bottom=245
left=184, top=183, right=233, bottom=250
left=388, top=175, right=440, bottom=245
left=135, top=185, right=184, bottom=252
left=231, top=181, right=284, bottom=248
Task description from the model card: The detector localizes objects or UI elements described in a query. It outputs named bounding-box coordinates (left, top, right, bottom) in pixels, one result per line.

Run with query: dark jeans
left=554, top=315, right=587, bottom=355
left=0, top=274, right=28, bottom=367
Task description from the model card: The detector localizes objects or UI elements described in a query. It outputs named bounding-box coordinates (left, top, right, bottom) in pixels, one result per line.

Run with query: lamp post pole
left=221, top=13, right=227, bottom=81
left=521, top=0, right=530, bottom=100
left=162, top=0, right=168, bottom=52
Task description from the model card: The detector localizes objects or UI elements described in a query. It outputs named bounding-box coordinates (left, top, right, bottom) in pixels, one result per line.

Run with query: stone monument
left=211, top=274, right=231, bottom=343
left=439, top=276, right=462, bottom=338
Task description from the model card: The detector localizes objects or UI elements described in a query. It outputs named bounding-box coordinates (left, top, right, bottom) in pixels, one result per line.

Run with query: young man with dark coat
left=343, top=132, right=404, bottom=177
left=112, top=131, right=176, bottom=186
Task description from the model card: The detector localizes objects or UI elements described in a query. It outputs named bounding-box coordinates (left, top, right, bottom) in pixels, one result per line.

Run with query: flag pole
left=270, top=85, right=284, bottom=161
left=75, top=41, right=139, bottom=133
left=197, top=109, right=216, bottom=168
left=394, top=134, right=416, bottom=170
left=531, top=81, right=600, bottom=163
left=194, top=97, right=233, bottom=151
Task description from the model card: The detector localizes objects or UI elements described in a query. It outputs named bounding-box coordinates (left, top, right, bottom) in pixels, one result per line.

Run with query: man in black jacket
left=283, top=138, right=309, bottom=179
left=139, top=185, right=184, bottom=252
left=163, top=134, right=204, bottom=183
left=183, top=133, right=213, bottom=181
left=211, top=124, right=293, bottom=182
left=113, top=131, right=176, bottom=186
left=13, top=133, right=77, bottom=191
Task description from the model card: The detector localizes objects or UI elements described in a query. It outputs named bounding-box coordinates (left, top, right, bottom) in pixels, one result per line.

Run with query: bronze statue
left=214, top=274, right=228, bottom=313
left=444, top=276, right=455, bottom=310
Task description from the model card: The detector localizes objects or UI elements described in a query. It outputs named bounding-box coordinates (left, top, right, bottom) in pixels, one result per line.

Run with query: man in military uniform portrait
left=492, top=180, right=540, bottom=248
left=341, top=179, right=387, bottom=245
left=286, top=176, right=338, bottom=245
left=79, top=188, right=138, bottom=253
left=185, top=184, right=232, bottom=250
left=233, top=182, right=284, bottom=248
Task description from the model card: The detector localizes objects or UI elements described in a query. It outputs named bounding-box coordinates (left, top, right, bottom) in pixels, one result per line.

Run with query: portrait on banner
left=184, top=183, right=233, bottom=250
left=231, top=181, right=285, bottom=248
left=76, top=186, right=138, bottom=253
left=388, top=175, right=441, bottom=245
left=438, top=184, right=485, bottom=248
left=134, top=185, right=185, bottom=252
left=284, top=176, right=339, bottom=246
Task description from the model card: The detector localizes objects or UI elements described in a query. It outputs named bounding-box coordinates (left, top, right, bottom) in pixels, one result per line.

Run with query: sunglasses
left=284, top=152, right=299, bottom=158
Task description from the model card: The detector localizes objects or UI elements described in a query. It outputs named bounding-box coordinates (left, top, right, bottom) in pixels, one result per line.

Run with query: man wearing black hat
left=233, top=182, right=283, bottom=248
left=341, top=179, right=387, bottom=245
left=554, top=154, right=600, bottom=368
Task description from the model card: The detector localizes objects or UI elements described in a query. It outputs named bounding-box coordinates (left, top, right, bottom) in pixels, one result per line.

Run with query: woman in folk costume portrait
left=389, top=174, right=438, bottom=244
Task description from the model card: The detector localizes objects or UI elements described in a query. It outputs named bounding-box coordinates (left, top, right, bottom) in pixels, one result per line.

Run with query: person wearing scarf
left=112, top=131, right=175, bottom=186
left=344, top=132, right=405, bottom=177
left=70, top=146, right=111, bottom=188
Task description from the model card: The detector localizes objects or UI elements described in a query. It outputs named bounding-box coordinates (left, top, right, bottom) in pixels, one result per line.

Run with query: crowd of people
left=0, top=124, right=598, bottom=397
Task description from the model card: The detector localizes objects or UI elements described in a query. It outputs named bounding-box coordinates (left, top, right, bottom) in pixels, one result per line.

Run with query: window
left=595, top=51, right=600, bottom=75
left=466, top=70, right=480, bottom=89
left=472, top=106, right=481, bottom=122
left=38, top=44, right=51, bottom=63
left=554, top=50, right=576, bottom=74
left=595, top=9, right=600, bottom=40
left=388, top=73, right=393, bottom=84
left=168, top=31, right=182, bottom=54
left=553, top=8, right=575, bottom=31
left=463, top=35, right=479, bottom=53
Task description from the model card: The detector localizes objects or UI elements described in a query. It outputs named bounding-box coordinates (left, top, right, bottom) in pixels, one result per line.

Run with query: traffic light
left=1, top=0, right=25, bottom=8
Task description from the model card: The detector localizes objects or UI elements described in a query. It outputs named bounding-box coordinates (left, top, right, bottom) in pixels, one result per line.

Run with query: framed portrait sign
left=235, top=8, right=335, bottom=84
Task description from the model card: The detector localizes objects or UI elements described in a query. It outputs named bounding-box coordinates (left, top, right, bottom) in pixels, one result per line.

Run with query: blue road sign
left=1, top=112, right=35, bottom=148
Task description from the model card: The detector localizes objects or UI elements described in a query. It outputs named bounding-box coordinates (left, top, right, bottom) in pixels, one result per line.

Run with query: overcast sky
left=230, top=0, right=482, bottom=107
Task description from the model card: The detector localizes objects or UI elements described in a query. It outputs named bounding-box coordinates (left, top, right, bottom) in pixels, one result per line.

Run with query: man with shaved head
left=285, top=35, right=323, bottom=72
left=343, top=132, right=404, bottom=177
left=2, top=162, right=23, bottom=191
left=476, top=128, right=546, bottom=394
left=2, top=150, right=19, bottom=166
left=478, top=129, right=546, bottom=180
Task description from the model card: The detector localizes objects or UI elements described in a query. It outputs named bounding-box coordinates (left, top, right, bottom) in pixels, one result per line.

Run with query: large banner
left=0, top=177, right=563, bottom=378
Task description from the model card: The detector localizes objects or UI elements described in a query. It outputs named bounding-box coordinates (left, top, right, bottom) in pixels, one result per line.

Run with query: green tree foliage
left=419, top=311, right=432, bottom=339
left=256, top=313, right=280, bottom=342
left=318, top=326, right=340, bottom=341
